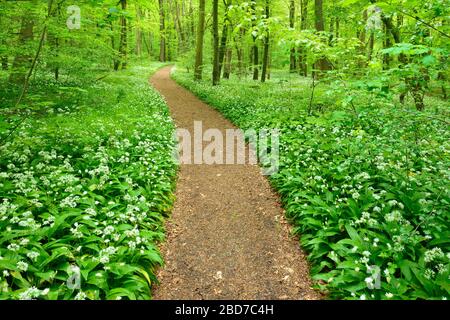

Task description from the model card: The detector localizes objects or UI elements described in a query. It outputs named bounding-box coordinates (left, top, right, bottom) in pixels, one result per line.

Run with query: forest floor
left=149, top=66, right=321, bottom=300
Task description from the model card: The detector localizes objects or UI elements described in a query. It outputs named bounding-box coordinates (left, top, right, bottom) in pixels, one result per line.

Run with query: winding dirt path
left=149, top=66, right=320, bottom=300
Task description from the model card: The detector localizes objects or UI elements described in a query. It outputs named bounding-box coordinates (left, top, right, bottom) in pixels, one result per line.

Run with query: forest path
left=149, top=66, right=320, bottom=300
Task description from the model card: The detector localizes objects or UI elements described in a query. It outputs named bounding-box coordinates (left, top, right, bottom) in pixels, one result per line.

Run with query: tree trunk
left=194, top=0, right=206, bottom=80
left=289, top=0, right=296, bottom=72
left=49, top=2, right=61, bottom=80
left=176, top=1, right=186, bottom=50
left=235, top=28, right=244, bottom=79
left=0, top=13, right=7, bottom=70
left=159, top=0, right=166, bottom=62
left=251, top=2, right=259, bottom=80
left=212, top=0, right=220, bottom=85
left=135, top=5, right=142, bottom=56
left=298, top=0, right=308, bottom=76
left=314, top=0, right=330, bottom=73
left=118, top=0, right=128, bottom=69
left=329, top=17, right=334, bottom=45
left=368, top=31, right=374, bottom=61
left=9, top=15, right=34, bottom=84
left=383, top=22, right=391, bottom=69
left=261, top=0, right=270, bottom=83
left=110, top=20, right=120, bottom=71
left=218, top=1, right=231, bottom=77
left=335, top=18, right=340, bottom=39
left=223, top=47, right=232, bottom=79
left=189, top=0, right=195, bottom=46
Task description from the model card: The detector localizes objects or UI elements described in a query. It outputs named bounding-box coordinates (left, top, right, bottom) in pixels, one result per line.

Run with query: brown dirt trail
left=149, top=66, right=320, bottom=300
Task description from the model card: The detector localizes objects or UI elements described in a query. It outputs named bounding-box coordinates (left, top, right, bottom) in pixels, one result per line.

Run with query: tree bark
left=212, top=0, right=220, bottom=85
left=251, top=1, right=259, bottom=80
left=298, top=0, right=308, bottom=76
left=118, top=0, right=128, bottom=69
left=9, top=15, right=34, bottom=84
left=159, top=0, right=166, bottom=62
left=261, top=0, right=270, bottom=83
left=110, top=20, right=120, bottom=71
left=218, top=1, right=231, bottom=76
left=235, top=27, right=245, bottom=79
left=289, top=0, right=296, bottom=72
left=194, top=0, right=206, bottom=80
left=314, top=0, right=330, bottom=74
left=135, top=5, right=142, bottom=56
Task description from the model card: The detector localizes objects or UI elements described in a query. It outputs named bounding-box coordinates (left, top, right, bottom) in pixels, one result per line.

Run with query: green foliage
left=0, top=63, right=177, bottom=300
left=173, top=67, right=450, bottom=300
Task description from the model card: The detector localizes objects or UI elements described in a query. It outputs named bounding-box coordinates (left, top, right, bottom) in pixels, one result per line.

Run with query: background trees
left=0, top=0, right=448, bottom=107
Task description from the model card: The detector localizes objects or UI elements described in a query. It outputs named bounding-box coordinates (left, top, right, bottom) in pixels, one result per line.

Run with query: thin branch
left=398, top=9, right=450, bottom=39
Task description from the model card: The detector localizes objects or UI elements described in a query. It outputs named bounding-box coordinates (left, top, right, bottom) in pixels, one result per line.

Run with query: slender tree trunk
left=235, top=28, right=244, bottom=79
left=383, top=22, right=391, bottom=69
left=261, top=0, right=270, bottom=83
left=314, top=0, right=330, bottom=74
left=289, top=0, right=296, bottom=72
left=189, top=0, right=195, bottom=46
left=159, top=0, right=166, bottom=62
left=9, top=15, right=34, bottom=84
left=176, top=0, right=186, bottom=49
left=329, top=17, right=334, bottom=45
left=223, top=47, right=232, bottom=79
left=110, top=20, right=120, bottom=71
left=118, top=0, right=128, bottom=69
left=135, top=5, right=142, bottom=56
left=298, top=0, right=308, bottom=76
left=49, top=2, right=61, bottom=80
left=194, top=0, right=206, bottom=80
left=251, top=2, right=259, bottom=80
left=368, top=31, right=374, bottom=61
left=357, top=10, right=367, bottom=67
left=0, top=13, right=7, bottom=70
left=218, top=1, right=231, bottom=76
left=335, top=18, right=339, bottom=39
left=212, top=0, right=220, bottom=85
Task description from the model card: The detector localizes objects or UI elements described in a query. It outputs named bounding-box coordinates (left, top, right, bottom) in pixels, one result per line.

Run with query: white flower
left=424, top=269, right=435, bottom=280
left=85, top=208, right=96, bottom=216
left=359, top=294, right=366, bottom=300
left=17, top=261, right=28, bottom=271
left=388, top=200, right=398, bottom=206
left=103, top=226, right=114, bottom=236
left=74, top=291, right=87, bottom=300
left=352, top=191, right=360, bottom=199
left=18, top=287, right=41, bottom=300
left=7, top=243, right=20, bottom=251
left=26, top=251, right=39, bottom=261
left=385, top=293, right=393, bottom=298
left=424, top=247, right=444, bottom=263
